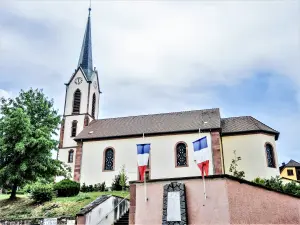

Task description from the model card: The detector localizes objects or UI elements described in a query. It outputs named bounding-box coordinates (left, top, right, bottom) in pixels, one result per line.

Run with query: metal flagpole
left=199, top=128, right=207, bottom=200
left=143, top=133, right=147, bottom=202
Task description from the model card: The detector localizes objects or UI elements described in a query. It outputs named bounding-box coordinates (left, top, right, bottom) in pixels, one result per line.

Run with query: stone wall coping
left=0, top=216, right=74, bottom=223
left=130, top=174, right=300, bottom=199
left=76, top=194, right=129, bottom=216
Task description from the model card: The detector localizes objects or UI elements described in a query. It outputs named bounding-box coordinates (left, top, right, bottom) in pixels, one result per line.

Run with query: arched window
left=68, top=149, right=74, bottom=163
left=91, top=93, right=96, bottom=118
left=266, top=143, right=276, bottom=168
left=72, top=89, right=81, bottom=114
left=71, top=120, right=77, bottom=137
left=175, top=142, right=188, bottom=167
left=103, top=148, right=115, bottom=171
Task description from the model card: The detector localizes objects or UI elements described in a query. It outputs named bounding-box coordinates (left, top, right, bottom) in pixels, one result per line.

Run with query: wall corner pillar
left=129, top=184, right=136, bottom=225
left=74, top=141, right=83, bottom=182
left=211, top=131, right=223, bottom=175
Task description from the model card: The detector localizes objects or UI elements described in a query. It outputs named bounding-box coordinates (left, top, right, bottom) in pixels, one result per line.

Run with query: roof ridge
left=222, top=116, right=251, bottom=120
left=95, top=108, right=220, bottom=121
left=250, top=116, right=279, bottom=133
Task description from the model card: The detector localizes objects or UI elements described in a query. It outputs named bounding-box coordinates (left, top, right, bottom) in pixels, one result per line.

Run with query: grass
left=0, top=191, right=129, bottom=220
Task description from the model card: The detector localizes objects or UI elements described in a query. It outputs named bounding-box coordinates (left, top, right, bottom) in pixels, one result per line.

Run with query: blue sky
left=0, top=1, right=299, bottom=163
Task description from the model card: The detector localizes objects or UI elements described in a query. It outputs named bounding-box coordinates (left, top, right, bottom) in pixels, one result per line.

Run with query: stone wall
left=0, top=217, right=75, bottom=225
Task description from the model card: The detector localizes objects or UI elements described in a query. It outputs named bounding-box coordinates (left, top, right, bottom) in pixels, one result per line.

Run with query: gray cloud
left=0, top=0, right=299, bottom=162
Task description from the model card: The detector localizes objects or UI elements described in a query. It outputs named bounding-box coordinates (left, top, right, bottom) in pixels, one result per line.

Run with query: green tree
left=119, top=165, right=128, bottom=191
left=0, top=88, right=68, bottom=200
left=229, top=150, right=245, bottom=179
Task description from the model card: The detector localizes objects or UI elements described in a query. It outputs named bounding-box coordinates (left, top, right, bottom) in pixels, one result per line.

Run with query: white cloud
left=0, top=1, right=299, bottom=160
left=0, top=89, right=11, bottom=99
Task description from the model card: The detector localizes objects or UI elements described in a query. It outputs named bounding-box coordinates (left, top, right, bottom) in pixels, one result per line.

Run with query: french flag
left=193, top=136, right=209, bottom=177
left=137, top=144, right=150, bottom=181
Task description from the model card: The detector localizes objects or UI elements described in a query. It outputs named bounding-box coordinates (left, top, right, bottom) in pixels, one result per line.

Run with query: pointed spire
left=78, top=7, right=93, bottom=79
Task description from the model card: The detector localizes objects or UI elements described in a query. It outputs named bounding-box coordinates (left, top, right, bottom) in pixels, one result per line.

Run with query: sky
left=0, top=0, right=299, bottom=164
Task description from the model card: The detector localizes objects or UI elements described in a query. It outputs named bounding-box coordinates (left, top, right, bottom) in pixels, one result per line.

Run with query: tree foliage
left=229, top=150, right=245, bottom=179
left=253, top=176, right=300, bottom=197
left=112, top=165, right=128, bottom=191
left=119, top=165, right=128, bottom=191
left=0, top=88, right=69, bottom=199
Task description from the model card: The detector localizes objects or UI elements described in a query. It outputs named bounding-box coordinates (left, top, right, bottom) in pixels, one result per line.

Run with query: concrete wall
left=77, top=195, right=129, bottom=225
left=227, top=179, right=300, bottom=224
left=134, top=178, right=230, bottom=225
left=80, top=132, right=213, bottom=186
left=222, top=133, right=279, bottom=181
left=131, top=176, right=300, bottom=224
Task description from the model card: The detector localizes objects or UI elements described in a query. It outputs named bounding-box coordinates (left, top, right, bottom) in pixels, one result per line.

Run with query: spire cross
left=88, top=0, right=92, bottom=15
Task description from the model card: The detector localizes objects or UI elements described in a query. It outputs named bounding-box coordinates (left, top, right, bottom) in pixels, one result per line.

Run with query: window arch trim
left=265, top=142, right=276, bottom=168
left=72, top=89, right=81, bottom=114
left=174, top=141, right=189, bottom=168
left=102, top=147, right=115, bottom=172
left=68, top=149, right=74, bottom=163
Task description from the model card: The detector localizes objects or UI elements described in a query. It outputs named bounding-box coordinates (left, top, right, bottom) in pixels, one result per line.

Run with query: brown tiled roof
left=75, top=109, right=280, bottom=141
left=74, top=108, right=221, bottom=140
left=221, top=116, right=279, bottom=140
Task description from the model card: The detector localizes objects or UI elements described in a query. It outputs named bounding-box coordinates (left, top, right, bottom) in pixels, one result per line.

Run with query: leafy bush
left=53, top=179, right=80, bottom=197
left=87, top=185, right=94, bottom=192
left=30, top=183, right=54, bottom=203
left=253, top=176, right=300, bottom=197
left=111, top=165, right=128, bottom=191
left=23, top=183, right=33, bottom=193
left=75, top=193, right=91, bottom=202
left=229, top=150, right=245, bottom=179
left=111, top=174, right=122, bottom=191
left=94, top=182, right=106, bottom=192
left=80, top=183, right=88, bottom=192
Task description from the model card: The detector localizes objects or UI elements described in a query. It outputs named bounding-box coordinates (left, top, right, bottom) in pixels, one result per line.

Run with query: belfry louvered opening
left=92, top=93, right=96, bottom=118
left=73, top=89, right=81, bottom=114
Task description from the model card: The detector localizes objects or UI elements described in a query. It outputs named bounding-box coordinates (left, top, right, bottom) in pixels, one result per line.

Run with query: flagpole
left=199, top=128, right=207, bottom=201
left=143, top=133, right=147, bottom=202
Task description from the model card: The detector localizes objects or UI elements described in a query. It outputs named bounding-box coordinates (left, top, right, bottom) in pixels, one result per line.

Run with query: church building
left=58, top=8, right=280, bottom=187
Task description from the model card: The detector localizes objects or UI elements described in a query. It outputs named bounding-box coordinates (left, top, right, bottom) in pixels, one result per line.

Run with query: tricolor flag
left=193, top=136, right=209, bottom=177
left=137, top=144, right=150, bottom=181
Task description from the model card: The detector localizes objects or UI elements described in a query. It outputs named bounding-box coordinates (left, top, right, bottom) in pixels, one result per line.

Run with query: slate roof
left=221, top=116, right=280, bottom=140
left=74, top=108, right=221, bottom=140
left=284, top=160, right=300, bottom=168
left=75, top=108, right=280, bottom=141
left=78, top=8, right=93, bottom=79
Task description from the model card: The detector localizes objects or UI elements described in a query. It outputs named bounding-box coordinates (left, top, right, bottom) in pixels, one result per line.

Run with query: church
left=58, top=8, right=280, bottom=187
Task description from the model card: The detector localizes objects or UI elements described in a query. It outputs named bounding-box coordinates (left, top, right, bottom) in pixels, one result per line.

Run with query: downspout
left=220, top=131, right=226, bottom=174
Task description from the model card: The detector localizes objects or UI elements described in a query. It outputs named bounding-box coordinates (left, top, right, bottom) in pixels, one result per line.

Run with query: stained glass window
left=266, top=144, right=275, bottom=168
left=73, top=89, right=81, bottom=114
left=176, top=143, right=188, bottom=167
left=91, top=93, right=96, bottom=118
left=104, top=148, right=114, bottom=171
left=68, top=149, right=74, bottom=163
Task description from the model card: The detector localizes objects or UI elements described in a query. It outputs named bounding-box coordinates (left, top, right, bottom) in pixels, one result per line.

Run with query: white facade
left=222, top=133, right=279, bottom=181
left=58, top=68, right=100, bottom=178
left=80, top=132, right=213, bottom=186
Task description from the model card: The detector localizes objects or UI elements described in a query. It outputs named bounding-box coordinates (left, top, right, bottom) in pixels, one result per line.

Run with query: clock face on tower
left=93, top=81, right=97, bottom=89
left=75, top=77, right=83, bottom=85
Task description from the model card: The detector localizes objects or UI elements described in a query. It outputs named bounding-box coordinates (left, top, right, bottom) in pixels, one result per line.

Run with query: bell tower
left=58, top=7, right=101, bottom=177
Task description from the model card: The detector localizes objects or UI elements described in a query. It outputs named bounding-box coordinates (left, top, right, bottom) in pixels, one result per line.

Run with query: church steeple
left=78, top=7, right=93, bottom=79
